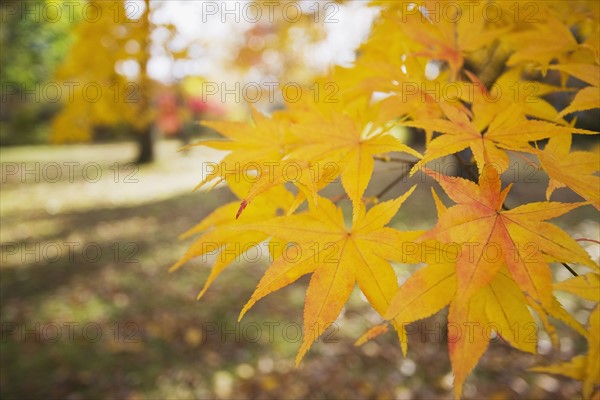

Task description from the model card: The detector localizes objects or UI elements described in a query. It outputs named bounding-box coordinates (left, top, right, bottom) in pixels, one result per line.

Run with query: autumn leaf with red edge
left=378, top=164, right=597, bottom=397
left=380, top=260, right=540, bottom=398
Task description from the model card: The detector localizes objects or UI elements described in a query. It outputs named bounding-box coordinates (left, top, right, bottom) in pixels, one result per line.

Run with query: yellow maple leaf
left=372, top=1, right=511, bottom=79
left=538, top=134, right=600, bottom=210
left=285, top=108, right=421, bottom=219
left=170, top=180, right=294, bottom=300
left=407, top=101, right=595, bottom=176
left=190, top=106, right=296, bottom=190
left=236, top=187, right=422, bottom=364
left=531, top=304, right=600, bottom=399
left=469, top=68, right=570, bottom=125
left=555, top=273, right=600, bottom=302
left=503, top=11, right=580, bottom=72
left=548, top=64, right=600, bottom=117
left=234, top=105, right=421, bottom=220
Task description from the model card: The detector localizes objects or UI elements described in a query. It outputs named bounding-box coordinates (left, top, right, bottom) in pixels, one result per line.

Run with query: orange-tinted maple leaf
left=420, top=166, right=598, bottom=308
left=385, top=264, right=538, bottom=399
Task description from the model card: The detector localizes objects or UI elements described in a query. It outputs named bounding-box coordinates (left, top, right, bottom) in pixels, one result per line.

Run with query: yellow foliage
left=171, top=1, right=600, bottom=398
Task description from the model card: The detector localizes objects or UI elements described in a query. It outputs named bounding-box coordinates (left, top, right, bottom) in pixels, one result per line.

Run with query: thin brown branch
left=374, top=162, right=416, bottom=200
left=561, top=262, right=579, bottom=277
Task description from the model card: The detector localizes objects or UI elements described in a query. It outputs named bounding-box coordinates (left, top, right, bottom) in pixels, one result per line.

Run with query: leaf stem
left=561, top=262, right=579, bottom=277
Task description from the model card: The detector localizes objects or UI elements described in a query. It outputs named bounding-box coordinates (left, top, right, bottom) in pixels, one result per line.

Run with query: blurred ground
left=0, top=140, right=597, bottom=399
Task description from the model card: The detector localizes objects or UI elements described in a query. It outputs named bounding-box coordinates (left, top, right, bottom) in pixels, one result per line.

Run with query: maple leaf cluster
left=174, top=1, right=600, bottom=398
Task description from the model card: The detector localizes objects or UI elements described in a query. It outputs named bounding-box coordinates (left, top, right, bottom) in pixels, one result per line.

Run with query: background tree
left=49, top=0, right=337, bottom=163
left=50, top=0, right=175, bottom=163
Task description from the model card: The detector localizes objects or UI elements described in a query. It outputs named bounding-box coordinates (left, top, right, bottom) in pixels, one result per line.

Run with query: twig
left=575, top=238, right=600, bottom=245
left=374, top=162, right=416, bottom=200
left=332, top=193, right=348, bottom=205
left=561, top=262, right=579, bottom=277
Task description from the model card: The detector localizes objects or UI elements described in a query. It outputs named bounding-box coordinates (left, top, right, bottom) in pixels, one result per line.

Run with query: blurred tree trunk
left=135, top=126, right=155, bottom=164
left=135, top=0, right=154, bottom=164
